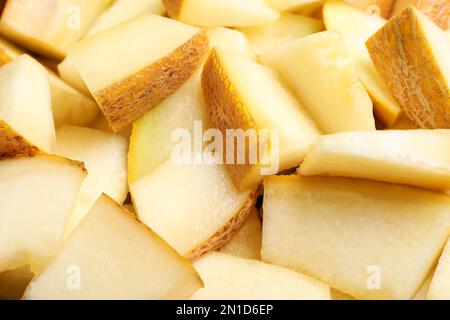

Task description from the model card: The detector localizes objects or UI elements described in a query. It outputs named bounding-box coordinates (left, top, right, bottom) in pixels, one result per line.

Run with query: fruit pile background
left=0, top=0, right=449, bottom=300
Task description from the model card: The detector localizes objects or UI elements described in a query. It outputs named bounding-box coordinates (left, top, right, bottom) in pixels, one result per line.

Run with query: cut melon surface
left=163, top=0, right=280, bottom=27
left=0, top=155, right=86, bottom=274
left=65, top=14, right=209, bottom=132
left=56, top=125, right=128, bottom=237
left=427, top=238, right=450, bottom=299
left=190, top=252, right=330, bottom=300
left=344, top=0, right=394, bottom=18
left=202, top=48, right=321, bottom=190
left=23, top=195, right=202, bottom=300
left=323, top=1, right=401, bottom=127
left=86, top=0, right=165, bottom=36
left=262, top=175, right=450, bottom=299
left=128, top=71, right=208, bottom=184
left=206, top=27, right=255, bottom=59
left=0, top=54, right=55, bottom=156
left=267, top=0, right=325, bottom=15
left=219, top=209, right=262, bottom=260
left=130, top=159, right=256, bottom=260
left=0, top=37, right=98, bottom=127
left=413, top=272, right=433, bottom=300
left=0, top=0, right=112, bottom=59
left=367, top=7, right=450, bottom=129
left=261, top=31, right=375, bottom=133
left=239, top=13, right=324, bottom=56
left=299, top=130, right=450, bottom=192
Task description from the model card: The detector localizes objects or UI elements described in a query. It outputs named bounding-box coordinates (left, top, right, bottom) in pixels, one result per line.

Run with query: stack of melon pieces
left=0, top=0, right=449, bottom=300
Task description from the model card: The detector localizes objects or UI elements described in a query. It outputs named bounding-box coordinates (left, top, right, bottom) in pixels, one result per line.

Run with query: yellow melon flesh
left=262, top=175, right=450, bottom=300
left=299, top=130, right=450, bottom=192
left=391, top=0, right=449, bottom=29
left=0, top=37, right=98, bottom=127
left=130, top=159, right=256, bottom=260
left=0, top=0, right=112, bottom=59
left=427, top=238, right=450, bottom=299
left=202, top=48, right=321, bottom=190
left=128, top=71, right=208, bottom=184
left=56, top=125, right=128, bottom=237
left=267, top=0, right=324, bottom=15
left=0, top=55, right=55, bottom=156
left=344, top=0, right=394, bottom=18
left=239, top=13, right=324, bottom=56
left=23, top=195, right=202, bottom=300
left=86, top=0, right=165, bottom=36
left=206, top=27, right=255, bottom=59
left=0, top=155, right=86, bottom=274
left=191, top=252, right=330, bottom=300
left=219, top=209, right=262, bottom=260
left=413, top=272, right=433, bottom=300
left=323, top=1, right=401, bottom=127
left=366, top=7, right=450, bottom=128
left=65, top=14, right=209, bottom=132
left=163, top=0, right=279, bottom=27
left=261, top=31, right=375, bottom=133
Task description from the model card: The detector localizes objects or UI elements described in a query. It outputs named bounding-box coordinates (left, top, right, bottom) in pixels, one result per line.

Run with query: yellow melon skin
left=391, top=0, right=449, bottom=29
left=367, top=7, right=450, bottom=129
left=0, top=120, right=39, bottom=160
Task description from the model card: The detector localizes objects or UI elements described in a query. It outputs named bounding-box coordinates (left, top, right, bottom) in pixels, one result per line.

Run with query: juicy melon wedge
left=323, top=1, right=401, bottom=127
left=0, top=54, right=55, bottom=156
left=23, top=195, right=202, bottom=300
left=239, top=13, right=324, bottom=56
left=391, top=0, right=449, bottom=29
left=0, top=155, right=86, bottom=274
left=0, top=37, right=98, bottom=127
left=219, top=208, right=262, bottom=260
left=262, top=175, right=450, bottom=300
left=202, top=48, right=321, bottom=191
left=56, top=125, right=128, bottom=237
left=427, top=238, right=450, bottom=299
left=86, top=0, right=165, bottom=36
left=206, top=27, right=256, bottom=59
left=261, top=31, right=375, bottom=134
left=163, top=0, right=280, bottom=27
left=299, top=130, right=450, bottom=192
left=190, top=252, right=330, bottom=300
left=366, top=7, right=450, bottom=129
left=128, top=71, right=209, bottom=184
left=0, top=0, right=112, bottom=59
left=63, top=14, right=209, bottom=132
left=130, top=159, right=256, bottom=260
left=267, top=0, right=325, bottom=15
